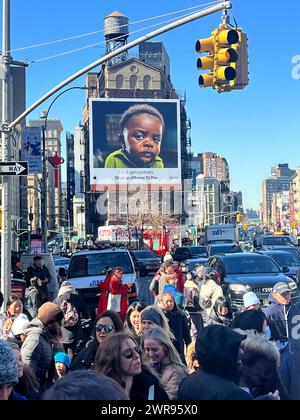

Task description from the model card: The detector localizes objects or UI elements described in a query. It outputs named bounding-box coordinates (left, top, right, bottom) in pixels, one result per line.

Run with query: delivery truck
left=205, top=224, right=239, bottom=245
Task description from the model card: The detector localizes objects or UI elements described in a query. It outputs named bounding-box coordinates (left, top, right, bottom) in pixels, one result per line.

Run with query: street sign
left=0, top=161, right=28, bottom=176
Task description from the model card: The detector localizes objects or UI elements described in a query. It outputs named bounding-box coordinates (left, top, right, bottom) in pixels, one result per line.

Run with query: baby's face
left=123, top=113, right=162, bottom=165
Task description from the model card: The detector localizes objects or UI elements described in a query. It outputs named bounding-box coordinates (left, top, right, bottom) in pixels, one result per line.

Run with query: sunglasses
left=122, top=346, right=141, bottom=359
left=95, top=324, right=114, bottom=333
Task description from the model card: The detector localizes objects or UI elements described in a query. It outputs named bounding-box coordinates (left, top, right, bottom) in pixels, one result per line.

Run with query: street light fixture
left=40, top=86, right=92, bottom=253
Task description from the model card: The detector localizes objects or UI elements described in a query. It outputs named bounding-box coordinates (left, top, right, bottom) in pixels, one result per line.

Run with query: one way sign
left=0, top=161, right=28, bottom=176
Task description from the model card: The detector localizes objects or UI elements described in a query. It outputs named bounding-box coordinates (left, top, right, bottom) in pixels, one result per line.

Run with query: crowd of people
left=0, top=251, right=300, bottom=400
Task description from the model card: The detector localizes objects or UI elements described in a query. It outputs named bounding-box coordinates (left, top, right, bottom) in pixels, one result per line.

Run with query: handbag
left=107, top=293, right=121, bottom=312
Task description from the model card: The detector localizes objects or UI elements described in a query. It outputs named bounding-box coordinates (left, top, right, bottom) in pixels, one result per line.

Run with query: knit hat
left=0, top=339, right=18, bottom=385
left=37, top=302, right=63, bottom=325
left=141, top=309, right=163, bottom=327
left=54, top=352, right=71, bottom=369
left=163, top=252, right=173, bottom=263
left=243, top=292, right=260, bottom=309
left=11, top=314, right=30, bottom=336
left=231, top=309, right=267, bottom=334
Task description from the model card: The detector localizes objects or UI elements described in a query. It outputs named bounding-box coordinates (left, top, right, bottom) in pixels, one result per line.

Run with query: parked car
left=67, top=248, right=137, bottom=317
left=261, top=235, right=293, bottom=247
left=258, top=250, right=300, bottom=283
left=129, top=250, right=161, bottom=276
left=207, top=243, right=243, bottom=257
left=185, top=257, right=209, bottom=272
left=173, top=246, right=208, bottom=262
left=206, top=253, right=300, bottom=311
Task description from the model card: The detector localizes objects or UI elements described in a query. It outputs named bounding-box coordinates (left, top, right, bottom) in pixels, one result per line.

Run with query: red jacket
left=174, top=267, right=185, bottom=293
left=96, top=274, right=111, bottom=315
left=109, top=274, right=130, bottom=317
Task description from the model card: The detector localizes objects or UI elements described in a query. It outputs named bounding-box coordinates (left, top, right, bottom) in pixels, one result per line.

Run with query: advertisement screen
left=89, top=98, right=181, bottom=189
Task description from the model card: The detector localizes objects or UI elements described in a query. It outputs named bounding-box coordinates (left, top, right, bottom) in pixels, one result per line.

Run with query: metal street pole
left=41, top=124, right=47, bottom=253
left=67, top=209, right=71, bottom=249
left=0, top=0, right=12, bottom=309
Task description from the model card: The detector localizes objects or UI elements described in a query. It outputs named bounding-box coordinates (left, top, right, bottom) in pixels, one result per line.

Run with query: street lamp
left=40, top=86, right=93, bottom=253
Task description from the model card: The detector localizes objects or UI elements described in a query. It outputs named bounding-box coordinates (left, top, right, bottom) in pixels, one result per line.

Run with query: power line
left=31, top=7, right=212, bottom=64
left=9, top=2, right=221, bottom=54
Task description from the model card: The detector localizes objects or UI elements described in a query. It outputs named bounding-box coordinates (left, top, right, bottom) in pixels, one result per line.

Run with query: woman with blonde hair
left=141, top=327, right=187, bottom=400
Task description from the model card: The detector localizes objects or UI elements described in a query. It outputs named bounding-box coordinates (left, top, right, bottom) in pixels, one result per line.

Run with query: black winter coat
left=70, top=339, right=99, bottom=371
left=178, top=368, right=252, bottom=400
left=130, top=368, right=169, bottom=401
left=163, top=307, right=191, bottom=361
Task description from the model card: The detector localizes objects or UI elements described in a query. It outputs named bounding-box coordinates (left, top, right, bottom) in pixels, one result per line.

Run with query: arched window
left=130, top=75, right=138, bottom=89
left=143, top=75, right=151, bottom=90
left=116, top=74, right=124, bottom=89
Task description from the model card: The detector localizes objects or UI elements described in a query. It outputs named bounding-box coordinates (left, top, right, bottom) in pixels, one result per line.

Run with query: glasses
left=95, top=324, right=114, bottom=333
left=122, top=346, right=141, bottom=359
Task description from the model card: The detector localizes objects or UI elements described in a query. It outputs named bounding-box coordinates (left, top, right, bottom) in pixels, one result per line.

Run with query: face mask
left=264, top=326, right=271, bottom=340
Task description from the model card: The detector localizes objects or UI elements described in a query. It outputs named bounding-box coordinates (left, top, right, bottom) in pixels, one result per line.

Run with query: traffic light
left=236, top=213, right=241, bottom=223
left=229, top=30, right=249, bottom=90
left=196, top=24, right=248, bottom=93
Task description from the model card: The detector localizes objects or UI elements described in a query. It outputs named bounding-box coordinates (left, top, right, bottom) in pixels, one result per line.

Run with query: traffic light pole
left=0, top=0, right=232, bottom=309
left=0, top=0, right=12, bottom=310
left=9, top=1, right=232, bottom=129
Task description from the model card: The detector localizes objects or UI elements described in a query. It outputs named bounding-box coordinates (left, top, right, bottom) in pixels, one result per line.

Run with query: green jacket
left=104, top=149, right=164, bottom=168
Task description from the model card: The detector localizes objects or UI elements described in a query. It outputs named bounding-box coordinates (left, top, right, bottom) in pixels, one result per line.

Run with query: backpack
left=60, top=299, right=79, bottom=328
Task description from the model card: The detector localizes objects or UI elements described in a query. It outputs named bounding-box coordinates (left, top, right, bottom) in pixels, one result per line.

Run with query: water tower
left=104, top=11, right=129, bottom=66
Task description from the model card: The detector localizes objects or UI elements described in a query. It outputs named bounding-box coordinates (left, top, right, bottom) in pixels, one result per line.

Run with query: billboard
left=89, top=98, right=181, bottom=190
left=21, top=126, right=42, bottom=173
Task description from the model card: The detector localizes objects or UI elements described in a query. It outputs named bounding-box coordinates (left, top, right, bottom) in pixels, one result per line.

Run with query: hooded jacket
left=178, top=325, right=252, bottom=400
left=21, top=318, right=53, bottom=387
left=263, top=293, right=292, bottom=342
left=25, top=285, right=44, bottom=319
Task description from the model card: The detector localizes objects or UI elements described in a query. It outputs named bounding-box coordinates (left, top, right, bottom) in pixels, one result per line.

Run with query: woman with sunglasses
left=141, top=327, right=187, bottom=400
left=71, top=310, right=123, bottom=371
left=94, top=332, right=169, bottom=401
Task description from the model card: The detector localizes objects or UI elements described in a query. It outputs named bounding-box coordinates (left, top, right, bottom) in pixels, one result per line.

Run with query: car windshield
left=133, top=251, right=158, bottom=259
left=54, top=258, right=70, bottom=266
left=267, top=253, right=300, bottom=267
left=189, top=246, right=207, bottom=256
left=68, top=252, right=133, bottom=278
left=262, top=237, right=292, bottom=246
left=225, top=256, right=280, bottom=274
left=210, top=245, right=242, bottom=255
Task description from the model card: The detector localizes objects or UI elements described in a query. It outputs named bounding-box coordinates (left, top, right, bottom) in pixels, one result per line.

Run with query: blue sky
left=3, top=0, right=300, bottom=210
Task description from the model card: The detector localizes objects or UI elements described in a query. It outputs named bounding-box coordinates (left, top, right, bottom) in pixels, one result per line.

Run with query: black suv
left=173, top=246, right=208, bottom=262
left=206, top=252, right=300, bottom=311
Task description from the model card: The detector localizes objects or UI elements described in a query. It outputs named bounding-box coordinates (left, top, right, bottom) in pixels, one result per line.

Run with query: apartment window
left=130, top=75, right=138, bottom=89
left=116, top=74, right=124, bottom=89
left=143, top=75, right=151, bottom=90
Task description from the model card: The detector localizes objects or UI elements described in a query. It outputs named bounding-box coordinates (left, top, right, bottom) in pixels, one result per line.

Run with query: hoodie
left=21, top=318, right=53, bottom=387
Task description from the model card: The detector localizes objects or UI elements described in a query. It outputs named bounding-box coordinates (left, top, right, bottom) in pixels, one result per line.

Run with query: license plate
left=89, top=280, right=98, bottom=287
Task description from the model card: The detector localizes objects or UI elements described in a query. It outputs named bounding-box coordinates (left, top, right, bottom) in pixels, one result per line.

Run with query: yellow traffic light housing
left=236, top=213, right=241, bottom=223
left=196, top=24, right=249, bottom=93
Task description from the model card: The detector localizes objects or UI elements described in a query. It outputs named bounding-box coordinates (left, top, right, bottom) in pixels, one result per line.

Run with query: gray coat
left=21, top=318, right=53, bottom=387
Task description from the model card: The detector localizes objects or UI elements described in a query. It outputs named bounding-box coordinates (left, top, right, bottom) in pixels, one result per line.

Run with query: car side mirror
left=282, top=266, right=289, bottom=274
left=58, top=267, right=66, bottom=277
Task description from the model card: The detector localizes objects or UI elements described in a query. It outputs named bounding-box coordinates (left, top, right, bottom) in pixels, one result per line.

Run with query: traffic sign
left=0, top=161, right=28, bottom=176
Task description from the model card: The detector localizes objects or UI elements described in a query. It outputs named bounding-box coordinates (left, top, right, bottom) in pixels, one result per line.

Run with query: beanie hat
left=37, top=302, right=63, bottom=325
left=243, top=292, right=260, bottom=309
left=11, top=314, right=30, bottom=337
left=141, top=309, right=163, bottom=327
left=163, top=252, right=173, bottom=263
left=0, top=339, right=18, bottom=385
left=54, top=352, right=71, bottom=369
